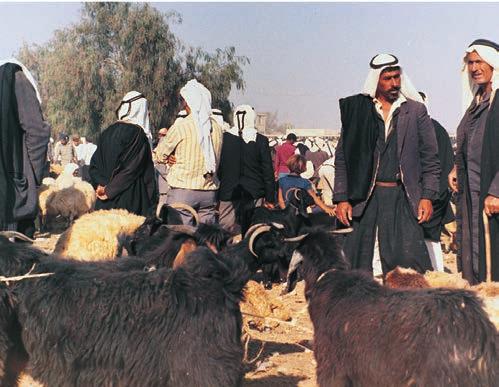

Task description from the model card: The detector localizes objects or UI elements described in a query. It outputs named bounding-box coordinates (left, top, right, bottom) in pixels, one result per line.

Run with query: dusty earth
left=17, top=226, right=483, bottom=387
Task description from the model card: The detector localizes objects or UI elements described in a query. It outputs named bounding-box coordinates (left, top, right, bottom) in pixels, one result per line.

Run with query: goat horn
left=244, top=223, right=267, bottom=239
left=271, top=222, right=285, bottom=229
left=248, top=225, right=272, bottom=258
left=169, top=203, right=200, bottom=226
left=283, top=234, right=309, bottom=242
left=330, top=227, right=354, bottom=234
left=166, top=225, right=197, bottom=236
left=0, top=231, right=35, bottom=243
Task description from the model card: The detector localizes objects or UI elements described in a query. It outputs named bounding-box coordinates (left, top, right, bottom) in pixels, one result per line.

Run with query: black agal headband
left=116, top=93, right=146, bottom=120
left=468, top=39, right=499, bottom=51
left=369, top=54, right=399, bottom=69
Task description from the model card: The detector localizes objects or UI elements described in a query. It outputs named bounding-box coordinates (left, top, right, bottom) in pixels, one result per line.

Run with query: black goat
left=250, top=205, right=350, bottom=288
left=0, top=224, right=287, bottom=387
left=286, top=231, right=498, bottom=387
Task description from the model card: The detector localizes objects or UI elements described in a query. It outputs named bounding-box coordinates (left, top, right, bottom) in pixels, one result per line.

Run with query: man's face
left=466, top=51, right=493, bottom=87
left=376, top=69, right=402, bottom=102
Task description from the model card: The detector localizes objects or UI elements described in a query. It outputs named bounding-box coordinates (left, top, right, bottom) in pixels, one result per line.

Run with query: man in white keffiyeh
left=335, top=53, right=440, bottom=276
left=154, top=79, right=223, bottom=225
left=454, top=39, right=499, bottom=284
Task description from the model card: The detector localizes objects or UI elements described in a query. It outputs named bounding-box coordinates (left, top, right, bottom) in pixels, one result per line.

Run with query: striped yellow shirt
left=154, top=115, right=223, bottom=190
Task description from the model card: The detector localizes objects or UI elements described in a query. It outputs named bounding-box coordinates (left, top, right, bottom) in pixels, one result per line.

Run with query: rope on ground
left=242, top=332, right=266, bottom=364
left=0, top=264, right=54, bottom=285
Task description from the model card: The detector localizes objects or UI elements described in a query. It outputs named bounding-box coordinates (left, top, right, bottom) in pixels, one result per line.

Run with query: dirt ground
left=16, top=227, right=468, bottom=387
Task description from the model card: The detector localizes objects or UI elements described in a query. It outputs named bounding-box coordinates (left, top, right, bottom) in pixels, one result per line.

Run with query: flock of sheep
left=0, top=134, right=497, bottom=387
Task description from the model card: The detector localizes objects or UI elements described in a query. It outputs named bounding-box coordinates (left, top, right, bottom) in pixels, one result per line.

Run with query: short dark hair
left=286, top=133, right=297, bottom=142
left=287, top=154, right=307, bottom=174
left=380, top=66, right=401, bottom=75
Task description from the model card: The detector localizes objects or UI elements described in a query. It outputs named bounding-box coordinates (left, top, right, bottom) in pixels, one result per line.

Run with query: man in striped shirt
left=155, top=80, right=223, bottom=224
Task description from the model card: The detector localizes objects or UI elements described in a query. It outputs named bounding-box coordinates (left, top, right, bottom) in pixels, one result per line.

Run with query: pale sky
left=1, top=2, right=498, bottom=132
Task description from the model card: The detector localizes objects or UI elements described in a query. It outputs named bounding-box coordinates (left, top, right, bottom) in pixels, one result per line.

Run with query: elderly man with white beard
left=452, top=39, right=499, bottom=284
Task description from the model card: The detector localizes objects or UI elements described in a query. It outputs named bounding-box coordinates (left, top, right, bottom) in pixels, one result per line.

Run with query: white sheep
left=53, top=209, right=146, bottom=261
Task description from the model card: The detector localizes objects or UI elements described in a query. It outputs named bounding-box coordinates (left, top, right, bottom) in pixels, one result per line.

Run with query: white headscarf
left=0, top=58, right=42, bottom=103
left=117, top=91, right=152, bottom=144
left=211, top=108, right=230, bottom=132
left=227, top=104, right=258, bottom=143
left=461, top=39, right=499, bottom=113
left=180, top=79, right=216, bottom=175
left=362, top=53, right=423, bottom=103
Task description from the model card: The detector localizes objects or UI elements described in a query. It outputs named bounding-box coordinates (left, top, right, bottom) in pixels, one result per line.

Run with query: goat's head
left=244, top=223, right=294, bottom=267
left=285, top=231, right=350, bottom=295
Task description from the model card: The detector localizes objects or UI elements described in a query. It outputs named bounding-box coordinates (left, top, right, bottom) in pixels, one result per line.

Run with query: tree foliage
left=19, top=3, right=248, bottom=137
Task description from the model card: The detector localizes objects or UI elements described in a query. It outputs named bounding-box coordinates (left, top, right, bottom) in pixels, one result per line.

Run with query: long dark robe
left=338, top=94, right=379, bottom=203
left=0, top=63, right=50, bottom=230
left=344, top=115, right=432, bottom=274
left=456, top=90, right=499, bottom=283
left=89, top=122, right=157, bottom=216
left=422, top=119, right=454, bottom=241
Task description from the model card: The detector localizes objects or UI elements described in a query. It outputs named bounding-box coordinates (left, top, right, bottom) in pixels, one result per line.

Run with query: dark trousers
left=344, top=185, right=432, bottom=274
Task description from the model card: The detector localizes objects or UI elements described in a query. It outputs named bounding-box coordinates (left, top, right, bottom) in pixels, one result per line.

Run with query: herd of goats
left=0, top=191, right=498, bottom=387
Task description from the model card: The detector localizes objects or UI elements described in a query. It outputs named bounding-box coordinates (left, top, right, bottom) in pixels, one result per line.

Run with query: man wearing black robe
left=0, top=60, right=51, bottom=239
left=89, top=93, right=157, bottom=216
left=418, top=92, right=455, bottom=271
left=453, top=39, right=499, bottom=284
left=334, top=54, right=440, bottom=275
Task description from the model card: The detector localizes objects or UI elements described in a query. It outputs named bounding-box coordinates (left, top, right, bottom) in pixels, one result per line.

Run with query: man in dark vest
left=452, top=39, right=499, bottom=284
left=0, top=59, right=51, bottom=239
left=334, top=53, right=440, bottom=275
left=218, top=104, right=275, bottom=234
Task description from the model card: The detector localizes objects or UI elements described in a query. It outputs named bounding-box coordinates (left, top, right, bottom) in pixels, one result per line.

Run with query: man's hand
left=96, top=185, right=108, bottom=201
left=417, top=199, right=433, bottom=224
left=484, top=195, right=499, bottom=216
left=336, top=201, right=352, bottom=226
left=167, top=154, right=176, bottom=166
left=448, top=165, right=458, bottom=193
left=324, top=205, right=336, bottom=217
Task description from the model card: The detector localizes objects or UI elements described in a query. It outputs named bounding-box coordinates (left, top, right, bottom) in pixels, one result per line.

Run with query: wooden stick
left=0, top=264, right=54, bottom=285
left=482, top=210, right=492, bottom=283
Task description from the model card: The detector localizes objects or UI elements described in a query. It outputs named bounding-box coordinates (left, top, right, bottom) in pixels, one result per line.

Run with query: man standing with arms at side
left=452, top=39, right=499, bottom=284
left=334, top=54, right=440, bottom=274
left=0, top=59, right=51, bottom=239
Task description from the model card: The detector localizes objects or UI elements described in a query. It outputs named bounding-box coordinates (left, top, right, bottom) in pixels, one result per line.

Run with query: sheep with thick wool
left=286, top=231, right=498, bottom=387
left=54, top=209, right=145, bottom=261
left=38, top=175, right=96, bottom=230
left=0, top=224, right=289, bottom=387
left=54, top=203, right=203, bottom=262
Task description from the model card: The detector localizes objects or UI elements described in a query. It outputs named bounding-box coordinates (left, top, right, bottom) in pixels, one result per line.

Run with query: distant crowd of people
left=0, top=37, right=497, bottom=285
